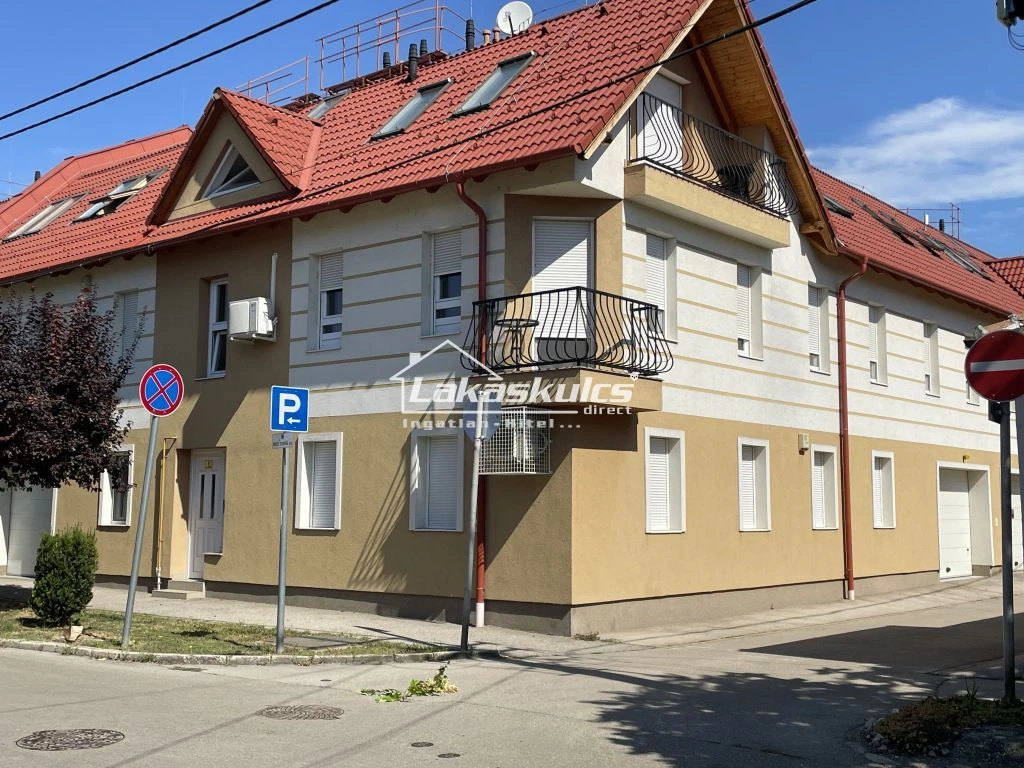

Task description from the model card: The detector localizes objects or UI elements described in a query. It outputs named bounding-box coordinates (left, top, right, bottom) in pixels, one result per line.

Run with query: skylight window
left=76, top=170, right=165, bottom=222
left=452, top=52, right=535, bottom=117
left=4, top=195, right=83, bottom=240
left=201, top=145, right=259, bottom=199
left=309, top=92, right=347, bottom=120
left=372, top=78, right=452, bottom=140
left=823, top=196, right=853, bottom=219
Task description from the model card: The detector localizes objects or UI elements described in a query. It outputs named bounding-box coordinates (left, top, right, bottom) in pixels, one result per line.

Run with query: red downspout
left=838, top=250, right=868, bottom=600
left=456, top=181, right=488, bottom=626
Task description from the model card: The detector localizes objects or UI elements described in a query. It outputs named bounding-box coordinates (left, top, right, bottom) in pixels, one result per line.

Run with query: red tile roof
left=988, top=257, right=1024, bottom=303
left=812, top=167, right=1024, bottom=317
left=0, top=128, right=191, bottom=284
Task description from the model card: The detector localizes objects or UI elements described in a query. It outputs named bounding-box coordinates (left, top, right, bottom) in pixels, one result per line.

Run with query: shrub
left=29, top=526, right=98, bottom=627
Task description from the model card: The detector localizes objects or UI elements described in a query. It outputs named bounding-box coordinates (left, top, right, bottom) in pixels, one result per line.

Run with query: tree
left=0, top=286, right=140, bottom=490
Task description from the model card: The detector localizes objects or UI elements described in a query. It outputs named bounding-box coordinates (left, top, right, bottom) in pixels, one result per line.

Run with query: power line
left=0, top=0, right=343, bottom=143
left=0, top=0, right=278, bottom=125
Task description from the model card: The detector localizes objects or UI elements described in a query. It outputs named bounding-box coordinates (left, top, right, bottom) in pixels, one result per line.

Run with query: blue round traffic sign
left=139, top=364, right=185, bottom=417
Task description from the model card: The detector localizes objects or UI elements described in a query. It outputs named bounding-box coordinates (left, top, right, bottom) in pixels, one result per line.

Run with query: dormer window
left=76, top=170, right=165, bottom=222
left=372, top=79, right=452, bottom=140
left=4, top=195, right=83, bottom=240
left=452, top=52, right=535, bottom=117
left=201, top=145, right=259, bottom=199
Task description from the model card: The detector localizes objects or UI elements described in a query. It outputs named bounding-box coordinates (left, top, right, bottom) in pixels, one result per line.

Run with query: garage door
left=1011, top=476, right=1023, bottom=571
left=7, top=488, right=53, bottom=576
left=938, top=470, right=972, bottom=578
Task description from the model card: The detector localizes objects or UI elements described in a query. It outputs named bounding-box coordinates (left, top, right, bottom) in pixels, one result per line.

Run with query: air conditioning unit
left=479, top=407, right=552, bottom=475
left=228, top=297, right=274, bottom=340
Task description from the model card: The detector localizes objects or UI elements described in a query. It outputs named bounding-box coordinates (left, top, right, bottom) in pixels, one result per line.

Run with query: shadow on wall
left=349, top=448, right=409, bottom=594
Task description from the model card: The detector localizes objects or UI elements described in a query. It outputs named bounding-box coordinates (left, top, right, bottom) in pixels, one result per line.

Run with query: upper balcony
left=626, top=93, right=798, bottom=249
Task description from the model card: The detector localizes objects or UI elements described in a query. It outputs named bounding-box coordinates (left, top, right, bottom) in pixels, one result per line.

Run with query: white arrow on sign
left=278, top=393, right=302, bottom=424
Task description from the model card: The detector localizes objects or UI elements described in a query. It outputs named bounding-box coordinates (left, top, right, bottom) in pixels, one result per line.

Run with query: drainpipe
left=154, top=437, right=177, bottom=590
left=838, top=250, right=868, bottom=600
left=456, top=181, right=488, bottom=627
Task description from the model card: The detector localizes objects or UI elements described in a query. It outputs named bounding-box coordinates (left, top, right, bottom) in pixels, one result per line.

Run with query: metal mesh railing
left=632, top=93, right=799, bottom=218
left=463, top=286, right=673, bottom=377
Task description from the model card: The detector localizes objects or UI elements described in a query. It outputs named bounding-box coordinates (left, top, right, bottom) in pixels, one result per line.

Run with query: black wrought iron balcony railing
left=462, top=287, right=673, bottom=377
left=632, top=92, right=799, bottom=218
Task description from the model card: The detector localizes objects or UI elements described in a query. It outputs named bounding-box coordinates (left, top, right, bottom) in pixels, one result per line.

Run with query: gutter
left=837, top=250, right=868, bottom=600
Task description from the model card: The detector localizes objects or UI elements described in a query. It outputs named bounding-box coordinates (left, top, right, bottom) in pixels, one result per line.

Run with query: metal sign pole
left=276, top=436, right=291, bottom=654
left=1001, top=403, right=1017, bottom=701
left=121, top=414, right=160, bottom=649
left=460, top=402, right=484, bottom=653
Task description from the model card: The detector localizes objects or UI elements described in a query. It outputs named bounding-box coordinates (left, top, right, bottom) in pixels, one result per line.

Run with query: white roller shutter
left=120, top=291, right=139, bottom=364
left=872, top=456, right=886, bottom=527
left=426, top=436, right=458, bottom=530
left=433, top=231, right=462, bottom=276
left=811, top=451, right=826, bottom=529
left=737, top=264, right=751, bottom=347
left=320, top=253, right=344, bottom=292
left=533, top=220, right=592, bottom=339
left=868, top=307, right=879, bottom=362
left=646, top=437, right=670, bottom=532
left=808, top=285, right=820, bottom=363
left=922, top=324, right=932, bottom=385
left=309, top=441, right=338, bottom=529
left=739, top=445, right=756, bottom=530
left=645, top=235, right=667, bottom=315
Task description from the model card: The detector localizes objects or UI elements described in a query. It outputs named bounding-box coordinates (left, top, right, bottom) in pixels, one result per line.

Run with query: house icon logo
left=390, top=339, right=501, bottom=415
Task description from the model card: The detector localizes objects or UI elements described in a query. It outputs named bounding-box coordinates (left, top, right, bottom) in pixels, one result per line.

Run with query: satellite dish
left=496, top=1, right=534, bottom=35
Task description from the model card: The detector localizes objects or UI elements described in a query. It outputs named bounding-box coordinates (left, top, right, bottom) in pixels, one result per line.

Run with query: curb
left=0, top=638, right=464, bottom=666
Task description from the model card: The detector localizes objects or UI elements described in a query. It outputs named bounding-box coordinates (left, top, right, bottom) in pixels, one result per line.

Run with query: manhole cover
left=255, top=705, right=344, bottom=720
left=17, top=729, right=125, bottom=751
left=438, top=753, right=461, bottom=759
left=411, top=742, right=434, bottom=748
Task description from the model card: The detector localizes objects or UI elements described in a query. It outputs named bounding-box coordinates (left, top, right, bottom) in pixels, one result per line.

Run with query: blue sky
left=0, top=0, right=1019, bottom=254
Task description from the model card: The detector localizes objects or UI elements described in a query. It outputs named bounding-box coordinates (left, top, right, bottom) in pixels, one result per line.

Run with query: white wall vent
left=479, top=407, right=552, bottom=475
left=229, top=297, right=274, bottom=340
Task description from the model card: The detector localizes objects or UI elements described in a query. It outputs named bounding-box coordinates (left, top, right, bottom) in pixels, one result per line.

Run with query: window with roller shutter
left=645, top=428, right=685, bottom=533
left=738, top=439, right=770, bottom=531
left=645, top=234, right=668, bottom=337
left=872, top=452, right=895, bottom=528
left=810, top=447, right=837, bottom=530
left=736, top=264, right=762, bottom=358
left=318, top=253, right=344, bottom=350
left=431, top=231, right=463, bottom=335
left=532, top=219, right=593, bottom=350
left=410, top=430, right=464, bottom=531
left=118, top=290, right=139, bottom=372
left=295, top=434, right=342, bottom=529
left=923, top=323, right=939, bottom=396
left=808, top=284, right=829, bottom=373
left=868, top=305, right=887, bottom=384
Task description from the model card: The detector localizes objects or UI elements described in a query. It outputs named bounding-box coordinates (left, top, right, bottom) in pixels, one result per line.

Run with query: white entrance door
left=1011, top=475, right=1023, bottom=571
left=188, top=451, right=225, bottom=580
left=638, top=74, right=683, bottom=168
left=938, top=469, right=972, bottom=578
left=6, top=488, right=53, bottom=576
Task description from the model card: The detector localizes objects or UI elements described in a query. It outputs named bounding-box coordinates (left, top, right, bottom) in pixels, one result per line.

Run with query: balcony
left=626, top=93, right=797, bottom=248
left=462, top=286, right=673, bottom=378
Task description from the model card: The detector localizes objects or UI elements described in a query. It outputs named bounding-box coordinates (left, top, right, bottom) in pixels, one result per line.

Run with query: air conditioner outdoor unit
left=479, top=407, right=552, bottom=475
left=228, top=297, right=274, bottom=340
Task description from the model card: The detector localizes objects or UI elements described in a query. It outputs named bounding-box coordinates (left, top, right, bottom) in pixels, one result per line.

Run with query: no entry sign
left=139, top=364, right=184, bottom=417
left=965, top=330, right=1024, bottom=402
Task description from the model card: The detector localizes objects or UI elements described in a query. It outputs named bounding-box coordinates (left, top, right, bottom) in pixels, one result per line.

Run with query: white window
left=645, top=428, right=685, bottom=533
left=410, top=430, right=464, bottom=531
left=872, top=452, right=896, bottom=528
left=201, top=145, right=259, bottom=199
left=924, top=322, right=940, bottom=396
left=318, top=253, right=344, bottom=350
left=808, top=284, right=829, bottom=373
left=453, top=53, right=534, bottom=116
left=737, top=264, right=762, bottom=358
left=374, top=78, right=452, bottom=139
left=868, top=305, right=887, bottom=384
left=76, top=171, right=163, bottom=221
left=118, top=290, right=139, bottom=372
left=208, top=279, right=228, bottom=376
left=967, top=381, right=981, bottom=406
left=431, top=231, right=463, bottom=335
left=645, top=234, right=672, bottom=338
left=738, top=439, right=770, bottom=531
left=98, top=449, right=133, bottom=526
left=5, top=195, right=82, bottom=240
left=296, top=434, right=342, bottom=530
left=810, top=447, right=838, bottom=530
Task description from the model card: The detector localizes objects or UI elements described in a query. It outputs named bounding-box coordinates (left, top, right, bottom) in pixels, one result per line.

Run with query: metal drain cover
left=17, top=729, right=125, bottom=751
left=255, top=705, right=344, bottom=720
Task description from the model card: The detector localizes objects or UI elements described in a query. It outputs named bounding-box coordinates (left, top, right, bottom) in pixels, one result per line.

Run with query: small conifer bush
left=29, top=526, right=98, bottom=626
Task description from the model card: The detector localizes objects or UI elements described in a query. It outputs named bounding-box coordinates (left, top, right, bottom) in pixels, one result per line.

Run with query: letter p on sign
left=270, top=386, right=310, bottom=432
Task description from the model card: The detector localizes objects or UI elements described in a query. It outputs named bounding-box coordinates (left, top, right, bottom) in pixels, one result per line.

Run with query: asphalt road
left=1, top=583, right=1022, bottom=768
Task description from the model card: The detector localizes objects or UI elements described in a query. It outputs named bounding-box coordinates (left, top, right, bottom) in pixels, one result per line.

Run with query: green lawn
left=0, top=601, right=442, bottom=658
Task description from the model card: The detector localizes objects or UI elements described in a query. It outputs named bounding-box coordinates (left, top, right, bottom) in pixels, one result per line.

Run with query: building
left=0, top=0, right=1021, bottom=634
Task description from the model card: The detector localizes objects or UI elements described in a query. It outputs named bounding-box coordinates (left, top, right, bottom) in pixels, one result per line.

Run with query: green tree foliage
left=30, top=526, right=99, bottom=626
left=0, top=287, right=140, bottom=490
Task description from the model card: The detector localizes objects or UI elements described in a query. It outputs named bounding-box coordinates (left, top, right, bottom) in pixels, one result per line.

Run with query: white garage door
left=938, top=470, right=972, bottom=579
left=7, top=488, right=53, bottom=577
left=1011, top=476, right=1023, bottom=571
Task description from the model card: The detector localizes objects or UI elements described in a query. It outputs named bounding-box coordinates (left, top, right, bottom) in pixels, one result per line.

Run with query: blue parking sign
left=270, top=386, right=309, bottom=433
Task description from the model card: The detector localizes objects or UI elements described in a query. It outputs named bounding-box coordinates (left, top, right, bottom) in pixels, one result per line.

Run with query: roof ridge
left=218, top=88, right=316, bottom=124
left=78, top=141, right=187, bottom=180
left=60, top=126, right=192, bottom=165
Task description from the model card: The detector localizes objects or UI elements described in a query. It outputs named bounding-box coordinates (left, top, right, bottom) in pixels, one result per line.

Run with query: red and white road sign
left=964, top=329, right=1024, bottom=402
left=139, top=364, right=185, bottom=417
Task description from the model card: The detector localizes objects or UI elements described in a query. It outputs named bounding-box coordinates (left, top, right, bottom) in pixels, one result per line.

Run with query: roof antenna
left=407, top=43, right=419, bottom=82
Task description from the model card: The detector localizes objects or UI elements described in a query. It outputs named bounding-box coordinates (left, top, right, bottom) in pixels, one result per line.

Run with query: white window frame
left=737, top=438, right=771, bottom=531
left=428, top=230, right=463, bottom=336
left=118, top=290, right=140, bottom=373
left=409, top=428, right=465, bottom=532
left=644, top=427, right=685, bottom=534
left=4, top=195, right=82, bottom=240
left=295, top=432, right=343, bottom=530
left=810, top=445, right=838, bottom=530
left=316, top=252, right=344, bottom=351
left=872, top=451, right=896, bottom=529
left=924, top=322, right=940, bottom=397
left=868, top=305, right=888, bottom=385
left=644, top=233, right=677, bottom=342
left=967, top=380, right=981, bottom=406
left=208, top=279, right=228, bottom=377
left=808, top=284, right=830, bottom=374
left=201, top=144, right=260, bottom=200
left=736, top=263, right=763, bottom=359
left=98, top=446, right=134, bottom=527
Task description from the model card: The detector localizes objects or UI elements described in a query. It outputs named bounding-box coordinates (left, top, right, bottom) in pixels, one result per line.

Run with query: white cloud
left=809, top=98, right=1024, bottom=205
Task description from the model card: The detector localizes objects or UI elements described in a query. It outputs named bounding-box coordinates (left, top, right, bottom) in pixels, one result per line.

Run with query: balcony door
left=638, top=74, right=683, bottom=170
left=531, top=218, right=594, bottom=365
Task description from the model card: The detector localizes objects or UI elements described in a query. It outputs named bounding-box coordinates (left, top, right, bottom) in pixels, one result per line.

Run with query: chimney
left=466, top=19, right=476, bottom=51
left=419, top=39, right=428, bottom=57
left=924, top=213, right=930, bottom=228
left=482, top=29, right=492, bottom=44
left=407, top=43, right=419, bottom=82
left=493, top=28, right=501, bottom=42
left=33, top=170, right=41, bottom=181
left=383, top=51, right=391, bottom=68
left=939, top=218, right=946, bottom=233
